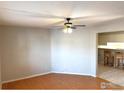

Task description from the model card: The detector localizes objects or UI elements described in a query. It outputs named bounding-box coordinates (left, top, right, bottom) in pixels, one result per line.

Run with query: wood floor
left=2, top=73, right=123, bottom=90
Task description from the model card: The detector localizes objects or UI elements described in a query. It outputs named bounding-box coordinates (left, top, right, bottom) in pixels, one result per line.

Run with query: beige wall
left=98, top=32, right=124, bottom=45
left=0, top=26, right=51, bottom=82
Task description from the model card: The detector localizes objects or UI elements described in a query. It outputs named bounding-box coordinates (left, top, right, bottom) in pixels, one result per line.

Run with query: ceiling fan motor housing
left=64, top=18, right=72, bottom=28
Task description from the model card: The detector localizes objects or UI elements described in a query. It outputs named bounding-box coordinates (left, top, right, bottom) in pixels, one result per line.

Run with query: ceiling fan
left=62, top=17, right=86, bottom=33
left=1, top=8, right=87, bottom=33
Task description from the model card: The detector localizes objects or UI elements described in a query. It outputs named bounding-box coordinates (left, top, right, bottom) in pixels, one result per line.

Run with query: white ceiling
left=0, top=1, right=124, bottom=28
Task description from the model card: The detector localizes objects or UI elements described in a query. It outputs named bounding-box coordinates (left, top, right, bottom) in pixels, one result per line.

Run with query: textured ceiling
left=0, top=1, right=124, bottom=28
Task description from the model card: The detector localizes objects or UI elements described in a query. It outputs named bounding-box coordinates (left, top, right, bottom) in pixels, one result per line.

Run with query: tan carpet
left=98, top=64, right=124, bottom=86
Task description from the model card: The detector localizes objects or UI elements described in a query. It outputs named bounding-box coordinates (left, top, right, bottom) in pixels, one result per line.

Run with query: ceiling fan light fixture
left=62, top=17, right=85, bottom=34
left=64, top=22, right=72, bottom=27
left=63, top=20, right=73, bottom=34
left=63, top=28, right=68, bottom=33
left=68, top=28, right=72, bottom=34
left=63, top=26, right=73, bottom=34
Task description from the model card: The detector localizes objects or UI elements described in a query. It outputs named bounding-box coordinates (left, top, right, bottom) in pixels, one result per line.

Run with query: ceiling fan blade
left=71, top=15, right=97, bottom=20
left=51, top=20, right=65, bottom=25
left=73, top=25, right=86, bottom=27
left=71, top=26, right=76, bottom=29
left=49, top=26, right=63, bottom=29
left=0, top=8, right=65, bottom=19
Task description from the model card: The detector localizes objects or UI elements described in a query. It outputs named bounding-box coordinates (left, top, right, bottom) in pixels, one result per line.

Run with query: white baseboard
left=91, top=74, right=96, bottom=77
left=51, top=71, right=92, bottom=77
left=2, top=71, right=94, bottom=84
left=2, top=71, right=51, bottom=84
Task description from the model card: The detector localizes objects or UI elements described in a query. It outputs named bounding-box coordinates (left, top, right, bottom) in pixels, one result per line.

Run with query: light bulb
left=68, top=28, right=72, bottom=34
left=63, top=28, right=68, bottom=33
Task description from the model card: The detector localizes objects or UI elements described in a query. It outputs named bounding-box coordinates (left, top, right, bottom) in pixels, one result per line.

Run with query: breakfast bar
left=98, top=44, right=124, bottom=69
